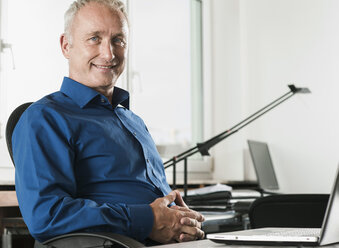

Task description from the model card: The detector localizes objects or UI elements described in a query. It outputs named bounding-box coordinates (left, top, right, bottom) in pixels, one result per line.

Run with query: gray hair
left=64, top=0, right=128, bottom=42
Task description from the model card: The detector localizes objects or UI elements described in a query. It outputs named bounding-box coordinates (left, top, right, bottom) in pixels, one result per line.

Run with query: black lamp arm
left=163, top=84, right=310, bottom=195
left=164, top=84, right=310, bottom=168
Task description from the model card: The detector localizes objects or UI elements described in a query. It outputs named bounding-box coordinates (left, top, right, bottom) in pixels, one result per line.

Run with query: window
left=126, top=0, right=210, bottom=182
left=127, top=0, right=204, bottom=155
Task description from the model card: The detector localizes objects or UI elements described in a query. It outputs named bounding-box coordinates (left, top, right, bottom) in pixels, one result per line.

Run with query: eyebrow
left=85, top=31, right=126, bottom=38
left=85, top=31, right=102, bottom=37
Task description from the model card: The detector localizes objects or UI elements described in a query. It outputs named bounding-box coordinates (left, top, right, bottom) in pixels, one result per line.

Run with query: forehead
left=72, top=2, right=129, bottom=36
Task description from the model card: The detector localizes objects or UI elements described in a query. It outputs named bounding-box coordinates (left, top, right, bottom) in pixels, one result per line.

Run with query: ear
left=60, top=33, right=71, bottom=59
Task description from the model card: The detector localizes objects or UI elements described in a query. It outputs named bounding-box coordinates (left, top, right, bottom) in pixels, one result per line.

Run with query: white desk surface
left=151, top=239, right=339, bottom=247
left=152, top=239, right=224, bottom=248
left=0, top=191, right=18, bottom=207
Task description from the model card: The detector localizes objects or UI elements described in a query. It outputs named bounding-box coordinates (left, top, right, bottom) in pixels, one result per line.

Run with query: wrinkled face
left=61, top=2, right=128, bottom=92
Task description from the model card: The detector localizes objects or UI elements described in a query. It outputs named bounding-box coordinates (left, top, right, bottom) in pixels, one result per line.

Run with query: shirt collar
left=60, top=77, right=130, bottom=109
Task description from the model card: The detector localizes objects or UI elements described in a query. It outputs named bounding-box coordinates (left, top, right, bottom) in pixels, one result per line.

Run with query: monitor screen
left=247, top=140, right=279, bottom=190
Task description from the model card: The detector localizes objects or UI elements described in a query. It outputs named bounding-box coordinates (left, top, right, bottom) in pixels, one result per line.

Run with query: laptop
left=207, top=165, right=339, bottom=246
left=231, top=140, right=280, bottom=200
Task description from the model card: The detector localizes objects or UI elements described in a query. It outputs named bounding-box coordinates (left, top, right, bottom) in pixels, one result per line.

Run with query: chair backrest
left=5, top=102, right=33, bottom=166
left=249, top=194, right=329, bottom=229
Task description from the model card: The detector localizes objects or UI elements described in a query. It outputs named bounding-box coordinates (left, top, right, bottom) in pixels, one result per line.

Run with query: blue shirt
left=13, top=77, right=172, bottom=242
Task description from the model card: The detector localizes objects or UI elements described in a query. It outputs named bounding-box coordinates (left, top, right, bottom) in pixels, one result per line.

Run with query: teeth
left=96, top=65, right=112, bottom=69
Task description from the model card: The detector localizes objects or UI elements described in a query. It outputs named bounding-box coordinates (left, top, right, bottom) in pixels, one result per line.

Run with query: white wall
left=207, top=0, right=246, bottom=182
left=0, top=0, right=71, bottom=182
left=210, top=0, right=339, bottom=193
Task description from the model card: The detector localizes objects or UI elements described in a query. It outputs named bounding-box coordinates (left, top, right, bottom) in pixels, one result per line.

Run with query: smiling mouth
left=93, top=64, right=114, bottom=69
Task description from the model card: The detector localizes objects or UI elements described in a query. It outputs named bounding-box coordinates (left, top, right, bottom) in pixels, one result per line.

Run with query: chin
left=92, top=78, right=114, bottom=87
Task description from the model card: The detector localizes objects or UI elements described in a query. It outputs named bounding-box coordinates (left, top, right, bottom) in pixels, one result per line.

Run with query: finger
left=198, top=213, right=205, bottom=222
left=170, top=205, right=202, bottom=216
left=178, top=209, right=205, bottom=222
left=180, top=225, right=205, bottom=240
left=170, top=205, right=189, bottom=211
left=170, top=205, right=192, bottom=213
left=178, top=233, right=198, bottom=242
left=171, top=206, right=205, bottom=221
left=180, top=217, right=201, bottom=228
left=162, top=191, right=177, bottom=206
left=170, top=205, right=180, bottom=210
left=173, top=190, right=188, bottom=208
left=173, top=232, right=196, bottom=243
left=183, top=207, right=205, bottom=222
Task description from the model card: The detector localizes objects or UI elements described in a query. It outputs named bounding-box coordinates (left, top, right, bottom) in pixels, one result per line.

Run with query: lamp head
left=288, top=84, right=311, bottom=94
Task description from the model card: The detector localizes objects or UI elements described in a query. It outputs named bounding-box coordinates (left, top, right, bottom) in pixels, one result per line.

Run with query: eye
left=112, top=37, right=125, bottom=47
left=89, top=36, right=99, bottom=42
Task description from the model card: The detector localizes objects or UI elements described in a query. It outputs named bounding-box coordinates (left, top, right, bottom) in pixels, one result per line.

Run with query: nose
left=100, top=40, right=115, bottom=62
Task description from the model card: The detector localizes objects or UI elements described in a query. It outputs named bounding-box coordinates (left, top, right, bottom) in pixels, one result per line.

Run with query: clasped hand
left=149, top=190, right=205, bottom=243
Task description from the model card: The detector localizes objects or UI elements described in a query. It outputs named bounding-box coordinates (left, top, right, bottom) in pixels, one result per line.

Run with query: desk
left=151, top=239, right=339, bottom=247
left=0, top=192, right=27, bottom=232
left=0, top=191, right=24, bottom=234
left=0, top=191, right=18, bottom=207
left=0, top=191, right=35, bottom=247
left=152, top=239, right=225, bottom=247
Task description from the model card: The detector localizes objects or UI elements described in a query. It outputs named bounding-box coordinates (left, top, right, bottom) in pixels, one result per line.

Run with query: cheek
left=116, top=49, right=126, bottom=64
left=73, top=45, right=98, bottom=62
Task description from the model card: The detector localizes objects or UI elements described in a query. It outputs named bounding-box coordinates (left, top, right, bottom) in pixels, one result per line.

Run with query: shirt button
left=146, top=158, right=150, bottom=163
left=133, top=132, right=137, bottom=136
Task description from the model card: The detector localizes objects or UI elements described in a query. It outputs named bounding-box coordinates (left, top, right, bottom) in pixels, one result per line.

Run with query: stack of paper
left=183, top=184, right=233, bottom=211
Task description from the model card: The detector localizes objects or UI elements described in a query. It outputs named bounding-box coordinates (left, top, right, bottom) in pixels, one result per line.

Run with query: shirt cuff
left=128, top=204, right=154, bottom=241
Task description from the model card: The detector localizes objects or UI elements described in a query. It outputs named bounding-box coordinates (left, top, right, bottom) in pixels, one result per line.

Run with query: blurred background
left=0, top=0, right=338, bottom=193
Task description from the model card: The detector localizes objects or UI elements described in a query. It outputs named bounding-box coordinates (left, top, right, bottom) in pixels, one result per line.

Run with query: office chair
left=6, top=102, right=145, bottom=248
left=249, top=194, right=329, bottom=229
left=5, top=102, right=33, bottom=165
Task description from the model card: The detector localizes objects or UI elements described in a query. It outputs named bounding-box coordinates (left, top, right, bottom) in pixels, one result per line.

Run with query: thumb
left=173, top=190, right=188, bottom=208
left=161, top=191, right=177, bottom=206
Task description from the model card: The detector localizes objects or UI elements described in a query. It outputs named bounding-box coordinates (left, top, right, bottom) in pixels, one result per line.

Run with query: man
left=13, top=0, right=204, bottom=245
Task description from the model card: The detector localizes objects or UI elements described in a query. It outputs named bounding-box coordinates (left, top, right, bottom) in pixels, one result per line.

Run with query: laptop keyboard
left=265, top=228, right=320, bottom=237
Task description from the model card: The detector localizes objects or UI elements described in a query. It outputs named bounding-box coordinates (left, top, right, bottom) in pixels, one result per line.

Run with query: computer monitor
left=247, top=140, right=279, bottom=191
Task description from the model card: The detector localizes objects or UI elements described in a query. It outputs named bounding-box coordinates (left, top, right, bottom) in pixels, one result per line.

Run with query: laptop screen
left=319, top=165, right=339, bottom=245
left=247, top=140, right=279, bottom=190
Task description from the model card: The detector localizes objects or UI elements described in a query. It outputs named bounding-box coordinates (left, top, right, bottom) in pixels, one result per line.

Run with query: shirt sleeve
left=12, top=104, right=154, bottom=242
